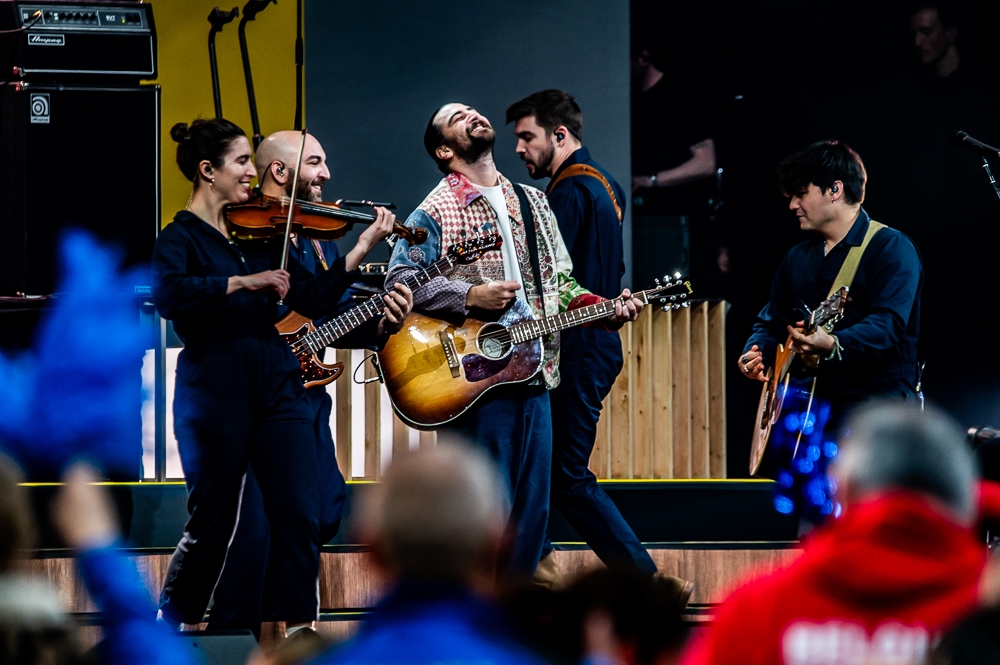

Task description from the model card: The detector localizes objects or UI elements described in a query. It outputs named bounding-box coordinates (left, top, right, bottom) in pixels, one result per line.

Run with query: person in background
left=308, top=444, right=547, bottom=665
left=909, top=4, right=983, bottom=94
left=681, top=402, right=986, bottom=665
left=630, top=32, right=728, bottom=295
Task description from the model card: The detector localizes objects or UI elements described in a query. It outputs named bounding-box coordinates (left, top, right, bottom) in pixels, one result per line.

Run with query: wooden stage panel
left=549, top=547, right=801, bottom=605
left=32, top=544, right=799, bottom=616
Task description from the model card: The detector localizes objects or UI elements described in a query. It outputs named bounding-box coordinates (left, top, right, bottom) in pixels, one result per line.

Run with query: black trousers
left=207, top=387, right=347, bottom=636
left=158, top=337, right=321, bottom=625
left=543, top=328, right=657, bottom=575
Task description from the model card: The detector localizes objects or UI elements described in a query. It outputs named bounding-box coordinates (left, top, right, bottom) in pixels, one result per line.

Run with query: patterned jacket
left=385, top=171, right=589, bottom=388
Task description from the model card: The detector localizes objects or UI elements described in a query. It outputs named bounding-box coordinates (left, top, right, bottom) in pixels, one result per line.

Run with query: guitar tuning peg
left=682, top=302, right=690, bottom=308
left=673, top=272, right=681, bottom=280
left=654, top=277, right=661, bottom=286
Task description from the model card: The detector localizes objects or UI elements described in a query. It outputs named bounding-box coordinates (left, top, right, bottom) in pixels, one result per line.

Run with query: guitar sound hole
left=478, top=323, right=511, bottom=360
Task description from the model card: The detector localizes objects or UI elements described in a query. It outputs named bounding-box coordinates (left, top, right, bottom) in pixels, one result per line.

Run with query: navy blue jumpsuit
left=152, top=211, right=356, bottom=625
left=208, top=237, right=380, bottom=635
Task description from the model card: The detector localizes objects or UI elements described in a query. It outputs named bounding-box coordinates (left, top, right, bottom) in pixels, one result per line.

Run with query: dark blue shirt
left=309, top=581, right=545, bottom=665
left=546, top=147, right=625, bottom=299
left=151, top=211, right=354, bottom=347
left=744, top=209, right=922, bottom=403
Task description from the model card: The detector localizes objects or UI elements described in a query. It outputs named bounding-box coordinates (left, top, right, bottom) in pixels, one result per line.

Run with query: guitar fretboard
left=301, top=255, right=457, bottom=352
left=507, top=286, right=685, bottom=344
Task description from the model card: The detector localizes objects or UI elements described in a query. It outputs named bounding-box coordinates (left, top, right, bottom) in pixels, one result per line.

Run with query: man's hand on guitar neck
left=377, top=283, right=414, bottom=339
left=739, top=345, right=769, bottom=382
left=605, top=289, right=644, bottom=329
left=466, top=280, right=521, bottom=310
left=787, top=320, right=836, bottom=356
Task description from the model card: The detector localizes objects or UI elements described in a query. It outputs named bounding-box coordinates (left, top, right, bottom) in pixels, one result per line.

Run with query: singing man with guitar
left=741, top=141, right=922, bottom=470
left=383, top=103, right=643, bottom=577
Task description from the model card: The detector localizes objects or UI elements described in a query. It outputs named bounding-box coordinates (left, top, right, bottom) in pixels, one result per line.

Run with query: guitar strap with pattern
left=823, top=220, right=885, bottom=331
left=513, top=183, right=547, bottom=317
left=546, top=163, right=623, bottom=223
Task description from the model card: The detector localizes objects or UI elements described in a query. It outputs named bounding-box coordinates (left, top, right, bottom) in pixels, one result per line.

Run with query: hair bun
left=170, top=122, right=190, bottom=144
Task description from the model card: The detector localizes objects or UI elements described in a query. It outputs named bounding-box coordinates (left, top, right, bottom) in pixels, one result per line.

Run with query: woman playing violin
left=151, top=118, right=412, bottom=634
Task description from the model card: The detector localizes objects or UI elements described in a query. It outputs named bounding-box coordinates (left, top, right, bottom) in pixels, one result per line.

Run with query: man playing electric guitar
left=385, top=103, right=642, bottom=578
left=209, top=130, right=413, bottom=638
left=741, top=141, right=922, bottom=443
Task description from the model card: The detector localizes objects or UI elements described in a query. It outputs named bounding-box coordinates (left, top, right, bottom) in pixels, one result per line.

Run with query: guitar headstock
left=643, top=273, right=694, bottom=310
left=448, top=234, right=503, bottom=264
left=809, top=287, right=849, bottom=332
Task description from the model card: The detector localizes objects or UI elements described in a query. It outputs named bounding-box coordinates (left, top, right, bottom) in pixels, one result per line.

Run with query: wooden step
left=31, top=544, right=801, bottom=612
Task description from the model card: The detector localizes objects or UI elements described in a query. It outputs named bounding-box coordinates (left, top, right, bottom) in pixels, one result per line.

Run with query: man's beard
left=450, top=126, right=496, bottom=165
left=283, top=169, right=322, bottom=202
left=523, top=143, right=555, bottom=180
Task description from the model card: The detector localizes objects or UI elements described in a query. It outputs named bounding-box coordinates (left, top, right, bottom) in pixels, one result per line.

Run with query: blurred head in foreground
left=834, top=401, right=977, bottom=525
left=360, top=443, right=507, bottom=587
left=0, top=456, right=84, bottom=665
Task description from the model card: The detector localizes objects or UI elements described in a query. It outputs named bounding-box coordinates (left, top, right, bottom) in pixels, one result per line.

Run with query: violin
left=224, top=193, right=428, bottom=245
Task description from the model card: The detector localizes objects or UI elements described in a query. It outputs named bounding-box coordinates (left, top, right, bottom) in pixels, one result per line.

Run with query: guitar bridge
left=439, top=331, right=461, bottom=378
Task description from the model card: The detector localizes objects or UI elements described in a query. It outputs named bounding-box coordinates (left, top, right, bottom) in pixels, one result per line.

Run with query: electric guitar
left=376, top=275, right=693, bottom=429
left=277, top=235, right=503, bottom=388
left=749, top=287, right=849, bottom=477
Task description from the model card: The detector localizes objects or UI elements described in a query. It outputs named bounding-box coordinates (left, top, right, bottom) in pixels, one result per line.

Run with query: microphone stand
left=981, top=155, right=1000, bottom=204
left=294, top=0, right=303, bottom=130
left=207, top=7, right=239, bottom=118
left=238, top=0, right=276, bottom=149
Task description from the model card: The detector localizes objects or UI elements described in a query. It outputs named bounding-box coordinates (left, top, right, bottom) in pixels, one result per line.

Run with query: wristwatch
left=649, top=173, right=658, bottom=186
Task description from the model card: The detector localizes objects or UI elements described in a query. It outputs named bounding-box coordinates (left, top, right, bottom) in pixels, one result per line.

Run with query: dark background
left=630, top=0, right=1000, bottom=475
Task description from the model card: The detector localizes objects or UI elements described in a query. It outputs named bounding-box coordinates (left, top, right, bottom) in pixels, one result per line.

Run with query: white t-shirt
left=474, top=183, right=526, bottom=302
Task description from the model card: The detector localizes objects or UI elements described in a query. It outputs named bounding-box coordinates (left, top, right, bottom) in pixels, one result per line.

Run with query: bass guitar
left=376, top=275, right=693, bottom=429
left=749, top=287, right=849, bottom=477
left=277, top=234, right=503, bottom=388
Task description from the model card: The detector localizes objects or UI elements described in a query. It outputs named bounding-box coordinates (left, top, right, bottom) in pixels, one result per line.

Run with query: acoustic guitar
left=277, top=234, right=503, bottom=388
left=749, top=287, right=849, bottom=477
left=376, top=275, right=693, bottom=429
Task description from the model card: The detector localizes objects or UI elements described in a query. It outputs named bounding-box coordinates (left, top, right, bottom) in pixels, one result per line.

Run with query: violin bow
left=277, top=128, right=309, bottom=303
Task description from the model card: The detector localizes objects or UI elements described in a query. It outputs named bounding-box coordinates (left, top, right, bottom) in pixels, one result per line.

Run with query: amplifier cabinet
left=0, top=1, right=156, bottom=81
left=0, top=83, right=160, bottom=296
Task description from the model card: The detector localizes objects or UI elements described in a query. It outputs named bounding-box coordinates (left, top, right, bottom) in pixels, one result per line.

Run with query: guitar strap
left=824, top=220, right=885, bottom=330
left=546, top=163, right=623, bottom=223
left=513, top=183, right=547, bottom=317
left=310, top=238, right=329, bottom=271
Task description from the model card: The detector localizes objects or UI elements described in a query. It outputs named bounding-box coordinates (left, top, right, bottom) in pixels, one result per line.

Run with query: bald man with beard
left=208, top=131, right=412, bottom=639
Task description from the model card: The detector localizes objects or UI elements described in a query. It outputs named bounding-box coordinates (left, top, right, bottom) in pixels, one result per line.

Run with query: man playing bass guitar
left=385, top=103, right=643, bottom=578
left=741, top=141, right=922, bottom=445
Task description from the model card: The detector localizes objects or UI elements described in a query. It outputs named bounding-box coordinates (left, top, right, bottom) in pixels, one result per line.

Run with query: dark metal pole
left=294, top=0, right=303, bottom=130
left=154, top=313, right=167, bottom=481
left=207, top=7, right=239, bottom=119
left=238, top=0, right=276, bottom=149
left=981, top=155, right=1000, bottom=204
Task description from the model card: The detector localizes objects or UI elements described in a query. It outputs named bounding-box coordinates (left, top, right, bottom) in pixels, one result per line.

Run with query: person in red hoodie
left=682, top=401, right=986, bottom=665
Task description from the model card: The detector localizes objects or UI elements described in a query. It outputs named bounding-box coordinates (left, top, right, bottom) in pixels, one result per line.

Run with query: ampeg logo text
left=28, top=33, right=65, bottom=46
left=30, top=94, right=50, bottom=124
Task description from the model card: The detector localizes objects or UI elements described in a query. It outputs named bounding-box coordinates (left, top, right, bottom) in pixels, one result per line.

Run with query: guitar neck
left=507, top=290, right=658, bottom=344
left=305, top=255, right=457, bottom=347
